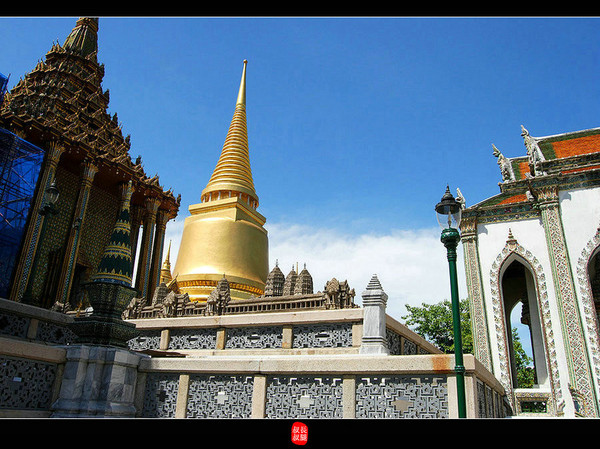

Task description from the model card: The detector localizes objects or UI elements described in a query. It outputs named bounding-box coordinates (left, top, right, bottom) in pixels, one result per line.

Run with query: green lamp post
left=435, top=185, right=467, bottom=418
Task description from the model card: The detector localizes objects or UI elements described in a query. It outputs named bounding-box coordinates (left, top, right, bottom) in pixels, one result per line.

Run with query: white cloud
left=163, top=218, right=467, bottom=321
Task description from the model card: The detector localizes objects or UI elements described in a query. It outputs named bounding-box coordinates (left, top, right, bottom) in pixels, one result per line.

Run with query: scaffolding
left=0, top=72, right=8, bottom=108
left=0, top=128, right=45, bottom=297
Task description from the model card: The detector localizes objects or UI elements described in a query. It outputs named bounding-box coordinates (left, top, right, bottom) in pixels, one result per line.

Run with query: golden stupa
left=172, top=60, right=269, bottom=301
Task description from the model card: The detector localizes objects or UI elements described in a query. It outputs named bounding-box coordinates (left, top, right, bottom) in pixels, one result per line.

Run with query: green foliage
left=402, top=298, right=473, bottom=354
left=402, top=299, right=534, bottom=387
left=512, top=328, right=535, bottom=388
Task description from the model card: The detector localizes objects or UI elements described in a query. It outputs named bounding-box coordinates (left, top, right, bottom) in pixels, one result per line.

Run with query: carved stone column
left=10, top=140, right=64, bottom=302
left=147, top=208, right=170, bottom=301
left=460, top=214, right=493, bottom=371
left=55, top=159, right=98, bottom=306
left=537, top=183, right=598, bottom=417
left=134, top=197, right=161, bottom=300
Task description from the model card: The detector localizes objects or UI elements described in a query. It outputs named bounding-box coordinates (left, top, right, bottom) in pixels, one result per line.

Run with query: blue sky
left=2, top=17, right=599, bottom=331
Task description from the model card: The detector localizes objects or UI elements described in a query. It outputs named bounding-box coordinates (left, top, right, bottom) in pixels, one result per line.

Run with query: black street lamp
left=435, top=185, right=467, bottom=418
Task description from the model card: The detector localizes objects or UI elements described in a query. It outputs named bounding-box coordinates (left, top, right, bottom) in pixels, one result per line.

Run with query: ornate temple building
left=5, top=17, right=600, bottom=421
left=0, top=17, right=516, bottom=421
left=0, top=18, right=180, bottom=311
left=460, top=125, right=600, bottom=417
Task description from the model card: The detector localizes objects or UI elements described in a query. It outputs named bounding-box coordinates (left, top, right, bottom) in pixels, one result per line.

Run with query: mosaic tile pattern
left=30, top=166, right=78, bottom=300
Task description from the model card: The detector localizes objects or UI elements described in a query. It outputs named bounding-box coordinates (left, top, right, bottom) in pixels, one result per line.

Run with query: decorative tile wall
left=292, top=323, right=352, bottom=348
left=0, top=355, right=57, bottom=410
left=225, top=326, right=283, bottom=349
left=140, top=372, right=179, bottom=418
left=168, top=328, right=217, bottom=350
left=355, top=375, right=448, bottom=418
left=186, top=374, right=254, bottom=418
left=265, top=375, right=344, bottom=418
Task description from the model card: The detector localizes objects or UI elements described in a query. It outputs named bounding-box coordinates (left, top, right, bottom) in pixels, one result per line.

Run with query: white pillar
left=360, top=274, right=389, bottom=355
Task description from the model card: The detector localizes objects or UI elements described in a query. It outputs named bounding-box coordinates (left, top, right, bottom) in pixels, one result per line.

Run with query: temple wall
left=0, top=297, right=508, bottom=419
left=136, top=353, right=507, bottom=419
left=27, top=164, right=119, bottom=304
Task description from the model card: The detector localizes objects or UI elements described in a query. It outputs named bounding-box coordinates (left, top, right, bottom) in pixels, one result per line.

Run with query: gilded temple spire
left=173, top=60, right=268, bottom=302
left=236, top=59, right=247, bottom=106
left=201, top=60, right=258, bottom=208
left=159, top=240, right=173, bottom=285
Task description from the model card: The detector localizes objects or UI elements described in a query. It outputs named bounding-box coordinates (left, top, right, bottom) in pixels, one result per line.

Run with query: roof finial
left=236, top=59, right=248, bottom=106
left=63, top=17, right=99, bottom=58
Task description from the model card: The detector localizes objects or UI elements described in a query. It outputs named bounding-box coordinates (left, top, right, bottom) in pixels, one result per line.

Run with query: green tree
left=402, top=299, right=534, bottom=387
left=512, top=327, right=535, bottom=388
left=402, top=298, right=473, bottom=354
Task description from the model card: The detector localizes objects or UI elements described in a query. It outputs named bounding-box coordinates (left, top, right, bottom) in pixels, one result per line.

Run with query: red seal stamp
left=291, top=421, right=308, bottom=445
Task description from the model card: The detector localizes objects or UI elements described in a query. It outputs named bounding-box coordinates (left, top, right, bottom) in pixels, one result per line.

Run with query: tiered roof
left=467, top=126, right=600, bottom=216
left=0, top=17, right=179, bottom=216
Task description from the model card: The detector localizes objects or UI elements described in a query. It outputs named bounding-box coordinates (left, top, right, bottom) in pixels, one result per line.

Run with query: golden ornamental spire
left=201, top=60, right=258, bottom=208
left=173, top=60, right=268, bottom=303
left=159, top=240, right=173, bottom=285
left=236, top=59, right=247, bottom=106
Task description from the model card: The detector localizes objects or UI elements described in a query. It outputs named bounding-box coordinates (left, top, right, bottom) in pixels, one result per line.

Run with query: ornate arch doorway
left=501, top=258, right=549, bottom=390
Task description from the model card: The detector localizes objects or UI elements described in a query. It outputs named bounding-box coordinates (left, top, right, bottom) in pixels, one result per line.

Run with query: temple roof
left=0, top=17, right=180, bottom=217
left=201, top=60, right=259, bottom=205
left=62, top=17, right=99, bottom=58
left=536, top=127, right=600, bottom=161
left=467, top=126, right=600, bottom=211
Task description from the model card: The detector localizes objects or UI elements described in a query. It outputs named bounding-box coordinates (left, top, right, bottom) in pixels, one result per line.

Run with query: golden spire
left=201, top=60, right=258, bottom=207
left=159, top=240, right=173, bottom=285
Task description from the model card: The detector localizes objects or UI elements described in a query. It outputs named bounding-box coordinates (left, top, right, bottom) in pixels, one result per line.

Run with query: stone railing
left=0, top=296, right=509, bottom=419
left=134, top=353, right=509, bottom=419
left=0, top=297, right=74, bottom=417
left=125, top=308, right=441, bottom=356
